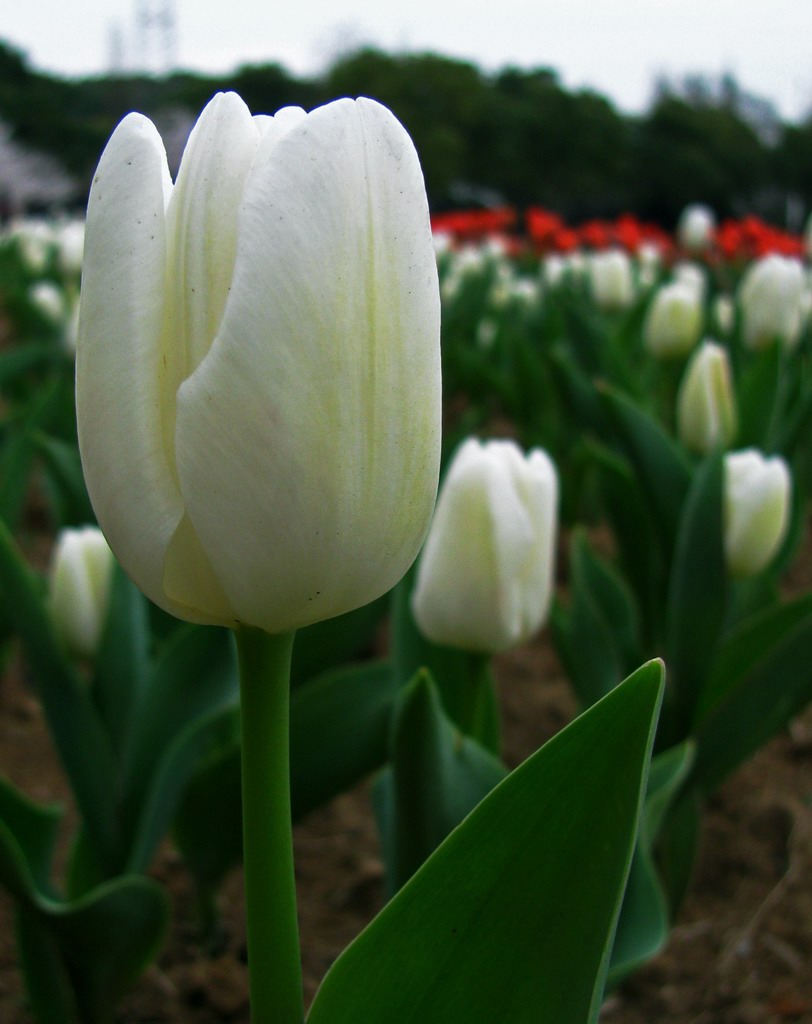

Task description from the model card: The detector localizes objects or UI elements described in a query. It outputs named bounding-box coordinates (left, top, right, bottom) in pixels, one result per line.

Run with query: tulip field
left=0, top=95, right=811, bottom=1024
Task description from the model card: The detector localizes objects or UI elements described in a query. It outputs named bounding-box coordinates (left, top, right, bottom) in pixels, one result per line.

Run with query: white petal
left=76, top=113, right=186, bottom=616
left=174, top=97, right=441, bottom=632
left=253, top=106, right=307, bottom=144
left=164, top=92, right=261, bottom=386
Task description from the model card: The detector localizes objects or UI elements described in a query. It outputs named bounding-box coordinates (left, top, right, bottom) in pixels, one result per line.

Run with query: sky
left=4, top=0, right=812, bottom=122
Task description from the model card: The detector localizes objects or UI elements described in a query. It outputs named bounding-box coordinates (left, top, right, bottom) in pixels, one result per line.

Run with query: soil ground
left=0, top=540, right=810, bottom=1023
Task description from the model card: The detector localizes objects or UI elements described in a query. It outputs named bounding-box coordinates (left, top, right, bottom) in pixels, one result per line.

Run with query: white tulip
left=643, top=281, right=703, bottom=358
left=77, top=92, right=441, bottom=634
left=9, top=218, right=54, bottom=273
left=738, top=254, right=805, bottom=351
left=712, top=294, right=735, bottom=336
left=411, top=438, right=558, bottom=653
left=676, top=204, right=715, bottom=252
left=676, top=340, right=737, bottom=454
left=541, top=254, right=567, bottom=289
left=55, top=218, right=85, bottom=277
left=588, top=249, right=635, bottom=311
left=672, top=261, right=707, bottom=302
left=724, top=450, right=791, bottom=579
left=29, top=280, right=65, bottom=324
left=50, top=527, right=115, bottom=659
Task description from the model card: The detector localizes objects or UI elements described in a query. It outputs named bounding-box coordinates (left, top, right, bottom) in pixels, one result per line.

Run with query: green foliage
left=308, top=662, right=663, bottom=1024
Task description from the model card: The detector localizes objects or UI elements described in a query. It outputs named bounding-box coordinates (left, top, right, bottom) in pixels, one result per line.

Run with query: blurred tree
left=636, top=86, right=771, bottom=224
left=0, top=38, right=803, bottom=227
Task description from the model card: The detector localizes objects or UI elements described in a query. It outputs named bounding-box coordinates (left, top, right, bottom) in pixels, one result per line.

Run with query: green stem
left=235, top=627, right=303, bottom=1024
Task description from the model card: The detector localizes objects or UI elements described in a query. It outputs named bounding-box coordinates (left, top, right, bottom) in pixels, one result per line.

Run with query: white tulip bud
left=541, top=254, right=567, bottom=289
left=677, top=204, right=715, bottom=252
left=411, top=438, right=559, bottom=653
left=672, top=261, right=707, bottom=302
left=10, top=218, right=54, bottom=273
left=712, top=294, right=735, bottom=336
left=643, top=281, right=703, bottom=358
left=588, top=249, right=635, bottom=311
left=738, top=254, right=805, bottom=351
left=55, top=218, right=85, bottom=277
left=724, top=450, right=791, bottom=579
left=50, top=527, right=115, bottom=659
left=29, top=280, right=65, bottom=324
left=677, top=340, right=737, bottom=454
left=76, top=92, right=441, bottom=634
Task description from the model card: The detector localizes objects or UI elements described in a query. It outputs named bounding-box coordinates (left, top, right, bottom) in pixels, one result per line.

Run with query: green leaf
left=600, top=384, right=692, bottom=558
left=607, top=740, right=695, bottom=985
left=587, top=439, right=668, bottom=648
left=90, top=564, right=151, bottom=757
left=736, top=344, right=781, bottom=448
left=0, top=780, right=168, bottom=1024
left=0, top=774, right=63, bottom=901
left=118, top=626, right=239, bottom=869
left=692, top=594, right=812, bottom=792
left=375, top=671, right=507, bottom=892
left=34, top=433, right=95, bottom=527
left=127, top=705, right=238, bottom=873
left=290, top=659, right=399, bottom=820
left=174, top=659, right=400, bottom=915
left=694, top=592, right=812, bottom=722
left=0, top=343, right=59, bottom=388
left=307, top=660, right=664, bottom=1024
left=391, top=573, right=501, bottom=754
left=552, top=529, right=642, bottom=709
left=291, top=595, right=388, bottom=686
left=655, top=786, right=702, bottom=917
left=15, top=903, right=79, bottom=1024
left=47, top=876, right=168, bottom=1024
left=663, top=451, right=727, bottom=745
left=172, top=730, right=243, bottom=933
left=0, top=517, right=120, bottom=872
left=0, top=419, right=37, bottom=531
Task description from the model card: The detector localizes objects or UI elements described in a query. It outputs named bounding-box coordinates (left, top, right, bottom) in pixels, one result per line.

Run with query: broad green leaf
left=90, top=564, right=151, bottom=757
left=655, top=786, right=702, bottom=917
left=290, top=659, right=399, bottom=820
left=35, top=433, right=95, bottom=527
left=376, top=672, right=507, bottom=892
left=0, top=780, right=168, bottom=1024
left=546, top=343, right=608, bottom=438
left=736, top=344, right=781, bottom=448
left=115, top=626, right=238, bottom=869
left=0, top=517, right=119, bottom=871
left=694, top=592, right=812, bottom=723
left=552, top=530, right=642, bottom=709
left=49, top=876, right=168, bottom=1024
left=307, top=660, right=664, bottom=1024
left=0, top=343, right=59, bottom=388
left=16, top=903, right=78, bottom=1024
left=692, top=598, right=812, bottom=792
left=174, top=659, right=400, bottom=913
left=117, top=624, right=238, bottom=842
left=663, top=451, right=727, bottom=746
left=391, top=573, right=501, bottom=754
left=0, top=419, right=37, bottom=531
left=607, top=740, right=694, bottom=985
left=572, top=530, right=641, bottom=670
left=291, top=594, right=388, bottom=687
left=587, top=438, right=667, bottom=648
left=126, top=705, right=238, bottom=873
left=0, top=774, right=62, bottom=900
left=172, top=729, right=243, bottom=933
left=600, top=384, right=692, bottom=558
